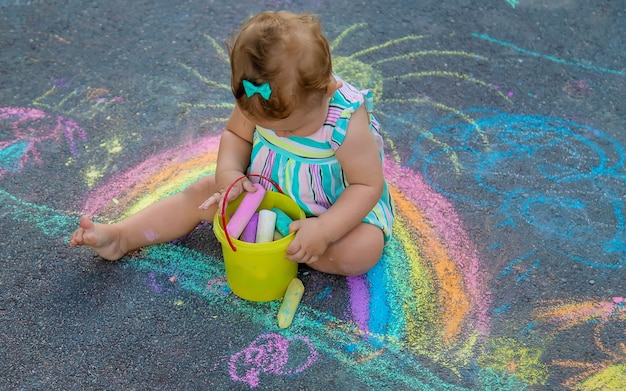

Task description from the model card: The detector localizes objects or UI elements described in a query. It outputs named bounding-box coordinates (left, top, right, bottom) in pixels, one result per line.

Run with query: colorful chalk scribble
left=532, top=297, right=626, bottom=390
left=229, top=334, right=318, bottom=388
left=0, top=81, right=124, bottom=183
left=2, top=18, right=625, bottom=390
left=0, top=107, right=85, bottom=176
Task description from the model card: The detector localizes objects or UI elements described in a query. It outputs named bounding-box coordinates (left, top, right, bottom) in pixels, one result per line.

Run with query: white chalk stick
left=255, top=209, right=277, bottom=243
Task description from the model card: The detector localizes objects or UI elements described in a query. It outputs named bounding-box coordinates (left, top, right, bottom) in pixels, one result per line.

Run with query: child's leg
left=309, top=223, right=385, bottom=276
left=69, top=176, right=218, bottom=260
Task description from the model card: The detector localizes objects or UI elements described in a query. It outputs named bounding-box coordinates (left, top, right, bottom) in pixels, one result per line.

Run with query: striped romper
left=247, top=79, right=394, bottom=243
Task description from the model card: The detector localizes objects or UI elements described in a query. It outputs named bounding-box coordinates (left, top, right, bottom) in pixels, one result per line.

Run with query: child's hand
left=198, top=172, right=256, bottom=210
left=286, top=218, right=331, bottom=265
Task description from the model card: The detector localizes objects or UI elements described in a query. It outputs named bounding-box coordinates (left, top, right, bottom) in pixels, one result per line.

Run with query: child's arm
left=200, top=104, right=257, bottom=209
left=287, top=105, right=383, bottom=262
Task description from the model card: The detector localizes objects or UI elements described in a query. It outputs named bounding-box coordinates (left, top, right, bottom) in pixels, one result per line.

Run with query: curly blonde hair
left=228, top=11, right=333, bottom=120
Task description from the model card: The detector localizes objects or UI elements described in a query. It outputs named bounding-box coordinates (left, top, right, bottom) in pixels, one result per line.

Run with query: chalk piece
left=226, top=183, right=266, bottom=239
left=277, top=278, right=305, bottom=328
left=240, top=213, right=259, bottom=243
left=271, top=207, right=293, bottom=237
left=256, top=209, right=277, bottom=243
left=273, top=230, right=283, bottom=241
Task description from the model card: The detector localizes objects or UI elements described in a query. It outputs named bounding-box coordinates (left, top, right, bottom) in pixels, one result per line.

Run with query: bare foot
left=69, top=216, right=126, bottom=261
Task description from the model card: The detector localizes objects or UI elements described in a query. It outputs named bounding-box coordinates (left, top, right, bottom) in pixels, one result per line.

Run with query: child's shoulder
left=332, top=76, right=375, bottom=115
left=332, top=79, right=363, bottom=105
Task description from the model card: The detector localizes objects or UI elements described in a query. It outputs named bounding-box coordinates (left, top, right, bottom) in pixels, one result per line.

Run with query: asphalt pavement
left=1, top=0, right=625, bottom=390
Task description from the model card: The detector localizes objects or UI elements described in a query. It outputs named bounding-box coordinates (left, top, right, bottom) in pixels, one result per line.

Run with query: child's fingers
left=241, top=178, right=258, bottom=193
left=288, top=219, right=301, bottom=234
left=287, top=244, right=318, bottom=265
left=287, top=237, right=300, bottom=255
left=198, top=192, right=222, bottom=210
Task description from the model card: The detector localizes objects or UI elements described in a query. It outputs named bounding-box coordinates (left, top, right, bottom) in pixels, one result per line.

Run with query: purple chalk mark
left=229, top=334, right=317, bottom=388
left=347, top=275, right=370, bottom=333
left=52, top=78, right=72, bottom=89
left=148, top=272, right=163, bottom=293
left=143, top=228, right=159, bottom=242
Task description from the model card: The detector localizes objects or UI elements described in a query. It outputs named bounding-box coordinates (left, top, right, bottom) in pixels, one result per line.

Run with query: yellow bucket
left=213, top=188, right=305, bottom=302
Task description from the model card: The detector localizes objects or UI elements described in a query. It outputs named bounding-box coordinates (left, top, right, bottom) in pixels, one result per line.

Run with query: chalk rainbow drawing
left=76, top=24, right=625, bottom=389
left=75, top=132, right=492, bottom=388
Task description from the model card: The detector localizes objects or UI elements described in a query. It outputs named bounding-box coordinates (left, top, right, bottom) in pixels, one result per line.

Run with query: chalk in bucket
left=213, top=175, right=306, bottom=302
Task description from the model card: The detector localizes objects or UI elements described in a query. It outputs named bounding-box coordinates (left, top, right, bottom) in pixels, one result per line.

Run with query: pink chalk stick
left=240, top=213, right=259, bottom=243
left=226, top=183, right=266, bottom=239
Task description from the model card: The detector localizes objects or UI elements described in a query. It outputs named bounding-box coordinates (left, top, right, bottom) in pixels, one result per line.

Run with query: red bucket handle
left=220, top=174, right=284, bottom=252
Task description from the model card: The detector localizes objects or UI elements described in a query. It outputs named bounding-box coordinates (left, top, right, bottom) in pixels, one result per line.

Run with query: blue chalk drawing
left=472, top=33, right=626, bottom=78
left=409, top=108, right=625, bottom=269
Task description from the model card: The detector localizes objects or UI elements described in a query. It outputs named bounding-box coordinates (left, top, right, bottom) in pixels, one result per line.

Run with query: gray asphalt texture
left=1, top=0, right=625, bottom=390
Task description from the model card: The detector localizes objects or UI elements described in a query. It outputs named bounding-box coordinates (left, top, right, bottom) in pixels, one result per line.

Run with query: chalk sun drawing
left=330, top=23, right=513, bottom=173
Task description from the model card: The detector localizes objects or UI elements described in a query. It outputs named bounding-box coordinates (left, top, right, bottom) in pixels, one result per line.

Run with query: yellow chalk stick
left=277, top=278, right=305, bottom=328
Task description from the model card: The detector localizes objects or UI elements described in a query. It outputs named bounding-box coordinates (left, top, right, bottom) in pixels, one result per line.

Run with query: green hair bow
left=243, top=79, right=272, bottom=100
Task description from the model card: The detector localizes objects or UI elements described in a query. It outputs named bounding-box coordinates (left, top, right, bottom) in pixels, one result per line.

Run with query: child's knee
left=184, top=175, right=216, bottom=198
left=330, top=225, right=384, bottom=276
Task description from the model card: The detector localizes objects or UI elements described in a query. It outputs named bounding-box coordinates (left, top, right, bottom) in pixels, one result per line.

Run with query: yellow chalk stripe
left=394, top=71, right=513, bottom=104
left=343, top=35, right=425, bottom=59
left=330, top=22, right=368, bottom=50
left=203, top=34, right=228, bottom=60
left=390, top=186, right=470, bottom=344
left=383, top=97, right=486, bottom=149
left=392, top=214, right=438, bottom=345
left=373, top=50, right=488, bottom=65
left=179, top=63, right=231, bottom=90
left=580, top=363, right=626, bottom=391
left=120, top=154, right=217, bottom=218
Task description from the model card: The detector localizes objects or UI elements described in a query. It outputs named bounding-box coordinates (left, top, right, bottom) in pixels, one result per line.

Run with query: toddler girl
left=70, top=11, right=394, bottom=276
